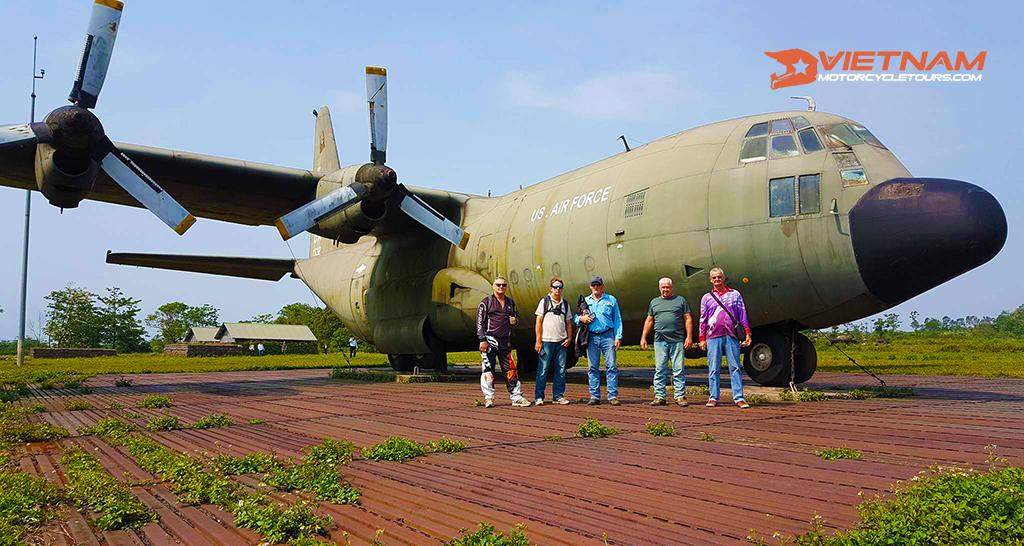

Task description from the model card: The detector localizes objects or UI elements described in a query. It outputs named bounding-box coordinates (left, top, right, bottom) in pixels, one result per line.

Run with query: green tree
left=246, top=313, right=274, bottom=324
left=43, top=284, right=102, bottom=347
left=97, top=287, right=147, bottom=353
left=993, top=304, right=1024, bottom=336
left=274, top=302, right=318, bottom=326
left=146, top=302, right=220, bottom=346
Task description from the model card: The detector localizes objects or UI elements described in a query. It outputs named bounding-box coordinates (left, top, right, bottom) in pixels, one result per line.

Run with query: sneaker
left=736, top=400, right=750, bottom=409
left=609, top=398, right=621, bottom=406
left=553, top=397, right=570, bottom=405
left=534, top=399, right=544, bottom=406
left=676, top=397, right=689, bottom=407
left=484, top=398, right=494, bottom=408
left=587, top=398, right=601, bottom=406
left=512, top=398, right=531, bottom=407
left=650, top=398, right=667, bottom=406
left=706, top=399, right=718, bottom=408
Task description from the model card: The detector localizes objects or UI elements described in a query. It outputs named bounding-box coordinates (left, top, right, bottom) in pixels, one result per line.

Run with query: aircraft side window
left=740, top=137, right=767, bottom=163
left=770, top=119, right=794, bottom=134
left=799, top=174, right=821, bottom=214
left=745, top=122, right=769, bottom=138
left=769, top=176, right=796, bottom=217
left=771, top=134, right=800, bottom=159
left=840, top=168, right=869, bottom=187
left=850, top=124, right=886, bottom=149
left=821, top=123, right=864, bottom=149
left=792, top=116, right=811, bottom=129
left=798, top=128, right=824, bottom=153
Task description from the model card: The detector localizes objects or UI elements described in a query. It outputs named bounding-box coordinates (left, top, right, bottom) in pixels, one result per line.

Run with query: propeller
left=0, top=0, right=196, bottom=235
left=275, top=66, right=470, bottom=250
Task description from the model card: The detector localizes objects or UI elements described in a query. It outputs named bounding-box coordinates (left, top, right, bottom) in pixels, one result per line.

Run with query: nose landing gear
left=743, top=324, right=817, bottom=387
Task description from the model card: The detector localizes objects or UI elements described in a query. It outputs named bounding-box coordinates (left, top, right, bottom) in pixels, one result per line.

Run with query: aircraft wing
left=0, top=141, right=320, bottom=226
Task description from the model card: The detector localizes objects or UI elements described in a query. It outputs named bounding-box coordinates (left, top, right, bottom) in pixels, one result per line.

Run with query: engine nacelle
left=308, top=163, right=396, bottom=243
left=34, top=143, right=99, bottom=208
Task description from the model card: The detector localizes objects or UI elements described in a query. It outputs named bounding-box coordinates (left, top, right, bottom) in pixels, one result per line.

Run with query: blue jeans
left=535, top=341, right=567, bottom=400
left=586, top=330, right=618, bottom=400
left=707, top=335, right=744, bottom=402
left=653, top=340, right=686, bottom=400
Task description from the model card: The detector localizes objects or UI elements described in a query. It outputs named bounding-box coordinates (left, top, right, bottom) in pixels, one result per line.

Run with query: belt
left=590, top=328, right=613, bottom=336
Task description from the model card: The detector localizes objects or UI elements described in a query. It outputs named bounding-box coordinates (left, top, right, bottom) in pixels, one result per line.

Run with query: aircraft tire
left=793, top=333, right=817, bottom=384
left=743, top=331, right=792, bottom=387
left=388, top=351, right=448, bottom=372
left=388, top=354, right=416, bottom=372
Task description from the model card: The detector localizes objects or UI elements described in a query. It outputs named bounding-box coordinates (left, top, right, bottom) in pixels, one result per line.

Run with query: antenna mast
left=17, top=36, right=44, bottom=366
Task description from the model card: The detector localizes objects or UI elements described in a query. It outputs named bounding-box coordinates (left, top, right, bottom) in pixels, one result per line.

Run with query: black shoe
left=587, top=398, right=600, bottom=406
left=650, top=398, right=667, bottom=406
left=609, top=398, right=621, bottom=406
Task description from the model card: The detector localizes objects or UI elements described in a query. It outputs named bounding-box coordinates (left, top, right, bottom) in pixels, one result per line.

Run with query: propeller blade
left=397, top=185, right=470, bottom=249
left=95, top=137, right=196, bottom=235
left=366, top=66, right=388, bottom=164
left=68, top=0, right=124, bottom=109
left=0, top=123, right=51, bottom=149
left=275, top=183, right=366, bottom=240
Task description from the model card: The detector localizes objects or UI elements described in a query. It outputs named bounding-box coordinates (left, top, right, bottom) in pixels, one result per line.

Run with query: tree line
left=0, top=284, right=365, bottom=355
left=831, top=303, right=1024, bottom=340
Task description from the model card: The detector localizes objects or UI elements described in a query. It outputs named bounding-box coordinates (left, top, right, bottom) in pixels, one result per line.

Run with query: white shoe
left=484, top=398, right=494, bottom=408
left=553, top=397, right=570, bottom=405
left=512, top=398, right=532, bottom=407
left=534, top=399, right=544, bottom=406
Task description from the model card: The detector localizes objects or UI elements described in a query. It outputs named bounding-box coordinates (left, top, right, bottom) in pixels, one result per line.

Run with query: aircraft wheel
left=793, top=333, right=817, bottom=384
left=388, top=351, right=447, bottom=372
left=743, top=331, right=792, bottom=387
left=388, top=354, right=416, bottom=372
left=515, top=348, right=539, bottom=375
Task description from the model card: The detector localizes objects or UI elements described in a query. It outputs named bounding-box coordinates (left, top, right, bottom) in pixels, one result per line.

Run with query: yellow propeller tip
left=174, top=214, right=196, bottom=235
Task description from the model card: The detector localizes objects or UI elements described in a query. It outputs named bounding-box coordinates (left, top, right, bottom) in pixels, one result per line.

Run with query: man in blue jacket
left=575, top=276, right=623, bottom=406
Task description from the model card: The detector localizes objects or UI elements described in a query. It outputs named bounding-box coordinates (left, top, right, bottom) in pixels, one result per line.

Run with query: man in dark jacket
left=477, top=276, right=530, bottom=408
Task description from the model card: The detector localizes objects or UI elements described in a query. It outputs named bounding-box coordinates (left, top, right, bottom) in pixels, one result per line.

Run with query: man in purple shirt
left=477, top=276, right=530, bottom=408
left=698, top=268, right=752, bottom=408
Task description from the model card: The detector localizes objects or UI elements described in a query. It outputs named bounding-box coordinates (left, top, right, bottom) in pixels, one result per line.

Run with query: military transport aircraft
left=0, top=1, right=1008, bottom=386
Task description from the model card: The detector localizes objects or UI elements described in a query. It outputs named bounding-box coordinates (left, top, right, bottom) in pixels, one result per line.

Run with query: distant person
left=534, top=277, right=573, bottom=405
left=640, top=277, right=693, bottom=407
left=257, top=342, right=265, bottom=357
left=575, top=276, right=623, bottom=406
left=698, top=268, right=751, bottom=408
left=323, top=344, right=329, bottom=355
left=282, top=341, right=287, bottom=353
left=349, top=337, right=358, bottom=358
left=249, top=343, right=255, bottom=355
left=477, top=276, right=530, bottom=408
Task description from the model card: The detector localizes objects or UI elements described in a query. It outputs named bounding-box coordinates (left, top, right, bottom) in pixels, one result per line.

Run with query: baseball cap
left=590, top=276, right=604, bottom=285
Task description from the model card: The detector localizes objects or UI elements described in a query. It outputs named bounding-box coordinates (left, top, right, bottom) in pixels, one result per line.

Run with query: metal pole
left=17, top=36, right=43, bottom=366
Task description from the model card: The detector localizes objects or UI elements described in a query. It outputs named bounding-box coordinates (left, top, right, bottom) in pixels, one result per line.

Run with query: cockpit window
left=771, top=134, right=800, bottom=158
left=740, top=137, right=767, bottom=163
left=821, top=123, right=864, bottom=149
left=792, top=116, right=811, bottom=129
left=840, top=168, right=868, bottom=187
left=769, top=177, right=796, bottom=217
left=849, top=124, right=886, bottom=148
left=770, top=119, right=794, bottom=133
left=798, top=128, right=824, bottom=153
left=745, top=122, right=769, bottom=138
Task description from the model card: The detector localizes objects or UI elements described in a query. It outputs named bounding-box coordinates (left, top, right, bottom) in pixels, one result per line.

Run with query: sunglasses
left=590, top=283, right=603, bottom=287
left=494, top=283, right=507, bottom=287
left=551, top=285, right=563, bottom=289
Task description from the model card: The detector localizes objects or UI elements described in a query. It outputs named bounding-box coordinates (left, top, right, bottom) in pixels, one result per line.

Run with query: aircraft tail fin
left=106, top=251, right=296, bottom=281
left=314, top=106, right=341, bottom=174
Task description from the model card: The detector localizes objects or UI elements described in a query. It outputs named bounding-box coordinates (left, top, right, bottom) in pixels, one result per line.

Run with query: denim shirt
left=574, top=293, right=623, bottom=340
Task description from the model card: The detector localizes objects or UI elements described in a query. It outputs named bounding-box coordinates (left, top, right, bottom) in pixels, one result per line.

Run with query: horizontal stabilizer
left=106, top=251, right=295, bottom=281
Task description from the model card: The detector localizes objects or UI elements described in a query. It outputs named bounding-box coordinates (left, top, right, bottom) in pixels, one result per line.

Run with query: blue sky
left=0, top=0, right=1020, bottom=338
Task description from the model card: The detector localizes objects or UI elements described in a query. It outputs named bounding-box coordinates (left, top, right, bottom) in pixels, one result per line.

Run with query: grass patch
left=646, top=420, right=675, bottom=437
left=106, top=401, right=126, bottom=410
left=114, top=377, right=133, bottom=387
left=138, top=395, right=172, bottom=408
left=213, top=451, right=282, bottom=475
left=82, top=417, right=137, bottom=437
left=330, top=369, right=396, bottom=382
left=797, top=389, right=828, bottom=402
left=747, top=394, right=772, bottom=404
left=362, top=437, right=429, bottom=461
left=575, top=416, right=618, bottom=438
left=700, top=431, right=716, bottom=442
left=474, top=399, right=483, bottom=407
left=63, top=399, right=92, bottom=411
left=232, top=497, right=333, bottom=544
left=122, top=411, right=143, bottom=419
left=779, top=389, right=794, bottom=401
left=543, top=435, right=562, bottom=442
left=0, top=403, right=70, bottom=444
left=145, top=413, right=181, bottom=431
left=816, top=446, right=862, bottom=461
left=0, top=468, right=68, bottom=543
left=25, top=403, right=47, bottom=414
left=249, top=418, right=266, bottom=425
left=428, top=437, right=467, bottom=453
left=61, top=447, right=157, bottom=530
left=688, top=384, right=711, bottom=396
left=190, top=413, right=233, bottom=429
left=444, top=523, right=532, bottom=546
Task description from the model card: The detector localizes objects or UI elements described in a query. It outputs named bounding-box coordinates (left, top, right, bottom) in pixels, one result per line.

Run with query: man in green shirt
left=640, top=277, right=693, bottom=406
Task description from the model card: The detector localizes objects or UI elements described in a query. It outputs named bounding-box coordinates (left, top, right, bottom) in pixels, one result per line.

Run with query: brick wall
left=31, top=348, right=117, bottom=359
left=163, top=343, right=243, bottom=357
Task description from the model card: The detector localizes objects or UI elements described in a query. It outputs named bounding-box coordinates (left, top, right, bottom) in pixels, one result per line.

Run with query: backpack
left=542, top=295, right=569, bottom=318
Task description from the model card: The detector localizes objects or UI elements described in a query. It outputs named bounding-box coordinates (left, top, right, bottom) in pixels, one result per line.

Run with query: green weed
left=0, top=469, right=67, bottom=544
left=362, top=436, right=429, bottom=461
left=138, top=395, right=172, bottom=408
left=145, top=413, right=181, bottom=431
left=64, top=399, right=92, bottom=411
left=700, top=431, right=716, bottom=442
left=25, top=403, right=46, bottom=414
left=106, top=401, right=126, bottom=410
left=779, top=389, right=794, bottom=401
left=114, top=377, right=133, bottom=387
left=0, top=403, right=70, bottom=444
left=82, top=418, right=136, bottom=438
left=543, top=435, right=562, bottom=442
left=797, top=389, right=828, bottom=402
left=575, top=416, right=618, bottom=439
left=232, top=496, right=333, bottom=544
left=60, top=447, right=157, bottom=530
left=189, top=413, right=233, bottom=429
left=688, top=384, right=711, bottom=396
left=122, top=411, right=144, bottom=419
left=747, top=394, right=771, bottom=404
left=815, top=446, right=862, bottom=461
left=444, top=523, right=532, bottom=546
left=330, top=369, right=396, bottom=382
left=249, top=418, right=266, bottom=425
left=429, top=437, right=467, bottom=453
left=646, top=420, right=675, bottom=437
left=213, top=451, right=281, bottom=475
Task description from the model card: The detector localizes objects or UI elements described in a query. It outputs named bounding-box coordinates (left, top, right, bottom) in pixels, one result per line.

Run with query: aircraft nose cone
left=849, top=178, right=1007, bottom=306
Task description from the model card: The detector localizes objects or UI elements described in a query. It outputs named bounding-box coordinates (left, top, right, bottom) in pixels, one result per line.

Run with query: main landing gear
left=743, top=324, right=817, bottom=387
left=387, top=327, right=447, bottom=373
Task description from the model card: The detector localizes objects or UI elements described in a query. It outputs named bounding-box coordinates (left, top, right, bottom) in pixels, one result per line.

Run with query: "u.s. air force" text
left=530, top=185, right=613, bottom=222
